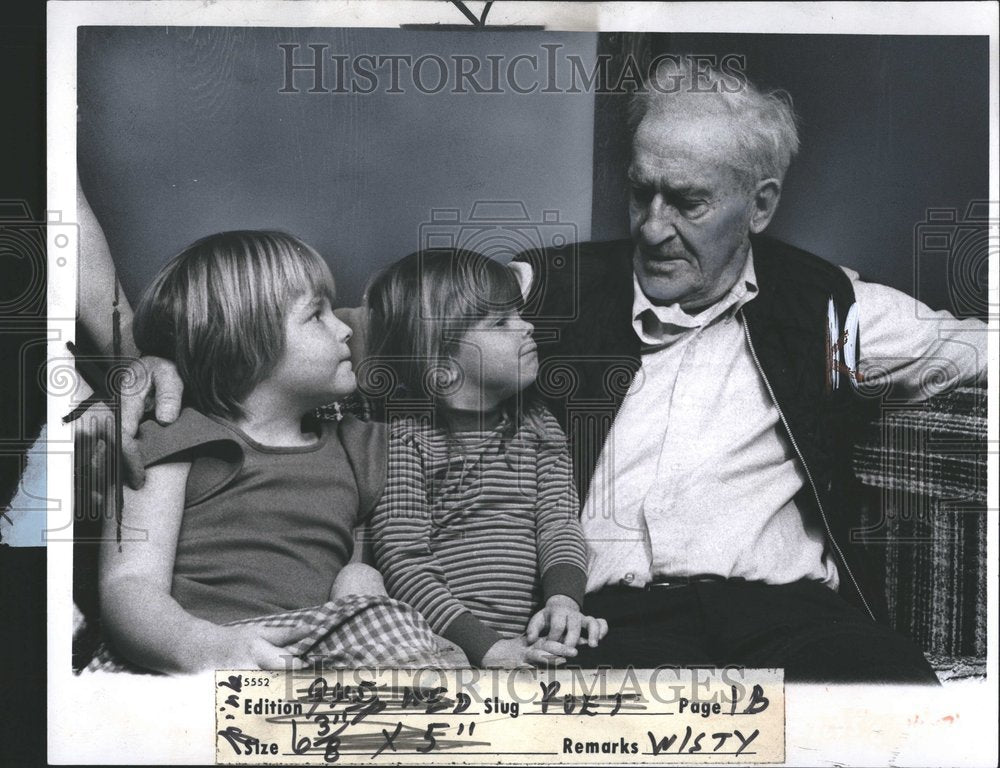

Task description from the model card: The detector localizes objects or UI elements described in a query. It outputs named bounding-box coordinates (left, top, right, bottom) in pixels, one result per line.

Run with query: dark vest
left=516, top=236, right=887, bottom=622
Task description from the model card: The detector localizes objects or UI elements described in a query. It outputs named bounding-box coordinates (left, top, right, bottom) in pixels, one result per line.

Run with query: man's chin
left=635, top=269, right=693, bottom=306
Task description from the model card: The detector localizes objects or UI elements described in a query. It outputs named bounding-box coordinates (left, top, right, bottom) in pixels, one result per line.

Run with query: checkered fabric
left=85, top=595, right=467, bottom=675
left=852, top=386, right=987, bottom=672
left=853, top=387, right=987, bottom=504
left=229, top=594, right=459, bottom=667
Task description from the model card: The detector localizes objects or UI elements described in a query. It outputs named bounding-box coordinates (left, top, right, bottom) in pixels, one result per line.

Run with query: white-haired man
left=108, top=61, right=985, bottom=682
left=508, top=60, right=985, bottom=682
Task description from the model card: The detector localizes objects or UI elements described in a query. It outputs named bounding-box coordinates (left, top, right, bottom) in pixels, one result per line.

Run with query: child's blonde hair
left=133, top=230, right=335, bottom=419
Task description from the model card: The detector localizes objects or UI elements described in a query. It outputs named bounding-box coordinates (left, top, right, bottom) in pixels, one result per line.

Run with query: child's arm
left=371, top=431, right=573, bottom=667
left=370, top=434, right=499, bottom=665
left=528, top=415, right=607, bottom=648
left=99, top=462, right=304, bottom=673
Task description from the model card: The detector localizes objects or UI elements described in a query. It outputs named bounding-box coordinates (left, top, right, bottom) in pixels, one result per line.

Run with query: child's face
left=450, top=308, right=538, bottom=404
left=270, top=291, right=356, bottom=409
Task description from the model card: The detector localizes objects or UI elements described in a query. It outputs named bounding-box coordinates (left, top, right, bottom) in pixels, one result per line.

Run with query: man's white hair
left=628, top=57, right=800, bottom=188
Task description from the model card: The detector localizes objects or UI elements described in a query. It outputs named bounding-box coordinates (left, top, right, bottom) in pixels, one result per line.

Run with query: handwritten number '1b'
left=732, top=685, right=769, bottom=714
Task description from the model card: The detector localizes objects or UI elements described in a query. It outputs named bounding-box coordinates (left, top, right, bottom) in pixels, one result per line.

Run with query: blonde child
left=98, top=231, right=443, bottom=673
left=366, top=249, right=607, bottom=668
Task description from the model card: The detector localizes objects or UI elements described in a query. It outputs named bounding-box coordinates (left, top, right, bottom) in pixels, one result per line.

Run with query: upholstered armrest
left=851, top=385, right=987, bottom=678
left=853, top=386, right=987, bottom=504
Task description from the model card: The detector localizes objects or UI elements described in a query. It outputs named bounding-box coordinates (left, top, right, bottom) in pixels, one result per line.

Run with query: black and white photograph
left=38, top=1, right=998, bottom=764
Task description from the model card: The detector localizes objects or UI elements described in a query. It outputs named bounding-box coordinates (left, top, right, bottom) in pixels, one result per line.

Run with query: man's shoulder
left=750, top=235, right=855, bottom=296
left=513, top=239, right=634, bottom=310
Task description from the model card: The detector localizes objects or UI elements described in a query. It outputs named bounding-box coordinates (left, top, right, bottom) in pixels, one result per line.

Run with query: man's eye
left=630, top=185, right=652, bottom=203
left=679, top=199, right=709, bottom=216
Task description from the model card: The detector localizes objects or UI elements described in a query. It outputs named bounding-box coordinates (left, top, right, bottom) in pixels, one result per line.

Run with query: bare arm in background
left=76, top=174, right=183, bottom=487
left=76, top=173, right=137, bottom=359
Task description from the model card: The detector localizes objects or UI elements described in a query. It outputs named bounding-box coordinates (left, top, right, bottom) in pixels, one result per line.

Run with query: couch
left=72, top=367, right=988, bottom=679
left=852, top=385, right=987, bottom=679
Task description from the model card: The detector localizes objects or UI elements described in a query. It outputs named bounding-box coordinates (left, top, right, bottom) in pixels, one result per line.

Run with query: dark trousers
left=571, top=579, right=939, bottom=684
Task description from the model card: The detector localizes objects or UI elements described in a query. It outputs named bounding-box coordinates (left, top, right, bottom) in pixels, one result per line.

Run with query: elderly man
left=507, top=61, right=985, bottom=682
left=102, top=61, right=984, bottom=682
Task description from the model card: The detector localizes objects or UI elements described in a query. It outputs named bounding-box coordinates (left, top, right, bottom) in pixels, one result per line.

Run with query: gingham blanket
left=85, top=594, right=467, bottom=674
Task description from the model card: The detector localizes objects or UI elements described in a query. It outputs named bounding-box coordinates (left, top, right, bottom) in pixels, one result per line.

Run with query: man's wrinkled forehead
left=633, top=109, right=739, bottom=161
left=630, top=112, right=744, bottom=186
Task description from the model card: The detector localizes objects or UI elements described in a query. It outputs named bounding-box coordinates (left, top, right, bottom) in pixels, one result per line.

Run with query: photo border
left=47, top=2, right=998, bottom=765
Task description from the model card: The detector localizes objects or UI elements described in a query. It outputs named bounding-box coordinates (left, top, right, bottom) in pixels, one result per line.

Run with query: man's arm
left=77, top=177, right=185, bottom=487
left=847, top=268, right=988, bottom=399
left=77, top=173, right=137, bottom=359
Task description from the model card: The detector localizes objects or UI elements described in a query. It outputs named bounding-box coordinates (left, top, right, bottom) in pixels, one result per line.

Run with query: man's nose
left=639, top=194, right=679, bottom=244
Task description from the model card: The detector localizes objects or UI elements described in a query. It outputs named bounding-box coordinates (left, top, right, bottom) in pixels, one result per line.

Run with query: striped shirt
left=370, top=405, right=587, bottom=665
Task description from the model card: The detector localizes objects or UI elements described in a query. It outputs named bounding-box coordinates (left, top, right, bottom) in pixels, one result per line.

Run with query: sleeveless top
left=137, top=408, right=386, bottom=624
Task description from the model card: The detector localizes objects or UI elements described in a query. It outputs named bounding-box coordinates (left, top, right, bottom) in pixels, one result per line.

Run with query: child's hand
left=481, top=636, right=577, bottom=668
left=526, top=595, right=608, bottom=648
left=210, top=625, right=309, bottom=671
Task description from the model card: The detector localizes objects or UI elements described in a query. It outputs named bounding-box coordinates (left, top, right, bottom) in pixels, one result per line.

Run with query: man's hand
left=119, top=356, right=184, bottom=488
left=480, top=635, right=578, bottom=668
left=526, top=594, right=608, bottom=649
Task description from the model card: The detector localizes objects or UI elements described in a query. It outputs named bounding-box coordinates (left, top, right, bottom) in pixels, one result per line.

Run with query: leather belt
left=616, top=574, right=744, bottom=590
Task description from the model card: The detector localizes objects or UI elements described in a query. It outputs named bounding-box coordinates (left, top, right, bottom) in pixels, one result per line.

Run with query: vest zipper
left=738, top=311, right=877, bottom=622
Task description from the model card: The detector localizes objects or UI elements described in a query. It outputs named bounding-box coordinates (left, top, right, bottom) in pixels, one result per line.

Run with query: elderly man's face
left=628, top=114, right=757, bottom=309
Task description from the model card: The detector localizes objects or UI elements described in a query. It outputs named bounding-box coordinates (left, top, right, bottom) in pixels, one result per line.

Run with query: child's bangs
left=450, top=254, right=523, bottom=321
left=260, top=235, right=337, bottom=306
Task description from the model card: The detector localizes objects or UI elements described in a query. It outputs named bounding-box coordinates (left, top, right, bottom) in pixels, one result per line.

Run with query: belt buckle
left=645, top=577, right=689, bottom=591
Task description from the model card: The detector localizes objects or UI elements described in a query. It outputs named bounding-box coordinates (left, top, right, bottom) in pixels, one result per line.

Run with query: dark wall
left=80, top=30, right=988, bottom=317
left=592, top=34, right=990, bottom=317
left=78, top=27, right=598, bottom=308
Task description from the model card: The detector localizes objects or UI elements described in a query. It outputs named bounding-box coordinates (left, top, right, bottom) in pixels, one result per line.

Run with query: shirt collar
left=632, top=247, right=759, bottom=348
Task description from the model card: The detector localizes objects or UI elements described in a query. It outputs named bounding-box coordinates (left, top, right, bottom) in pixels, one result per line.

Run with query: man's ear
left=748, top=178, right=782, bottom=234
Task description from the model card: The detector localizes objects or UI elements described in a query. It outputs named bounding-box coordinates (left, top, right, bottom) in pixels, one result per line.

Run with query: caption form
left=216, top=667, right=784, bottom=764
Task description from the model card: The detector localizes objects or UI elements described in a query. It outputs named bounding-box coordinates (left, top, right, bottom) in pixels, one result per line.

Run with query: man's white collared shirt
left=508, top=249, right=987, bottom=594
left=580, top=250, right=841, bottom=592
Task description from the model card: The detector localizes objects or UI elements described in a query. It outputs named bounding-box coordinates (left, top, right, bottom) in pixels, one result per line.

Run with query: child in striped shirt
left=366, top=249, right=607, bottom=668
